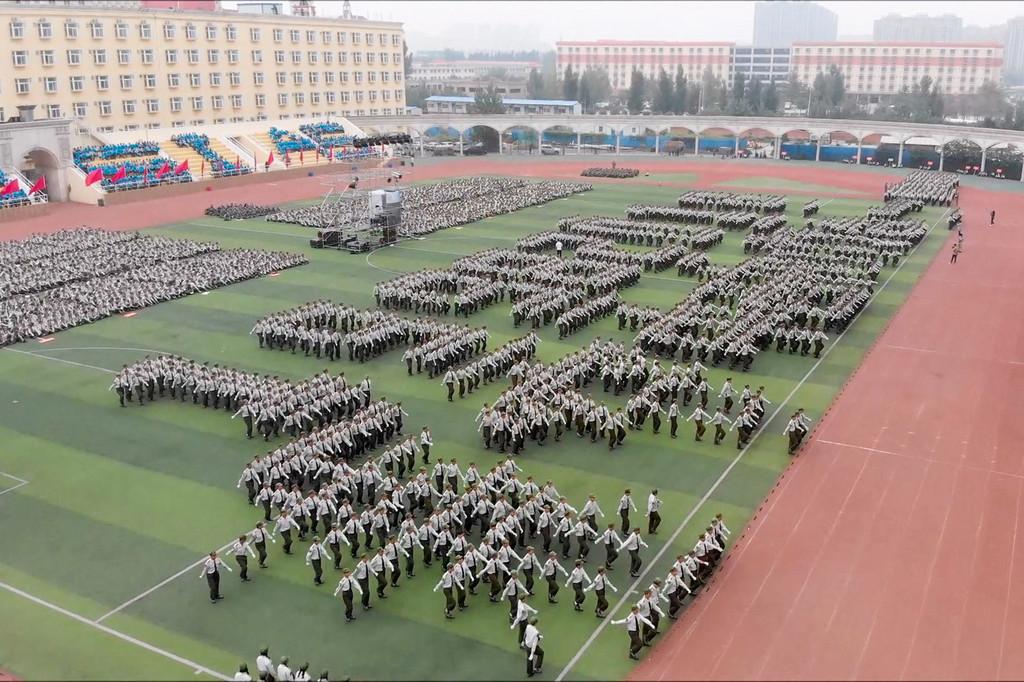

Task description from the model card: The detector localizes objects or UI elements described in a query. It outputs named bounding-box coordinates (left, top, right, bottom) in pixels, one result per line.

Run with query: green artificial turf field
left=0, top=176, right=949, bottom=681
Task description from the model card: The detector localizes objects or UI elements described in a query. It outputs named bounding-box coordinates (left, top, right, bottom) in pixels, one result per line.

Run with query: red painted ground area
left=631, top=181, right=1024, bottom=680
left=0, top=671, right=20, bottom=681
left=0, top=157, right=898, bottom=241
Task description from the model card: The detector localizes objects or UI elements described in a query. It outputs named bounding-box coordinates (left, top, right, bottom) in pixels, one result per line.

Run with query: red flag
left=0, top=179, right=19, bottom=196
left=156, top=161, right=171, bottom=179
left=328, top=148, right=333, bottom=161
left=111, top=166, right=127, bottom=183
left=316, top=148, right=320, bottom=162
left=28, top=176, right=45, bottom=195
left=267, top=151, right=275, bottom=166
left=299, top=150, right=305, bottom=164
left=200, top=159, right=206, bottom=176
left=235, top=155, right=240, bottom=170
left=175, top=159, right=189, bottom=175
left=85, top=168, right=104, bottom=186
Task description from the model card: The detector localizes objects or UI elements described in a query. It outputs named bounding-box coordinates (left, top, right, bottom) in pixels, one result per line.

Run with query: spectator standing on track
left=234, top=664, right=252, bottom=681
left=276, top=658, right=293, bottom=682
left=991, top=210, right=996, bottom=225
left=950, top=242, right=961, bottom=264
left=256, top=648, right=274, bottom=681
left=199, top=550, right=230, bottom=603
left=611, top=605, right=655, bottom=660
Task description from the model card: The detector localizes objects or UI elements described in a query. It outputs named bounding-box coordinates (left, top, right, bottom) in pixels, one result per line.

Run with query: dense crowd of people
left=676, top=191, right=787, bottom=214
left=0, top=228, right=306, bottom=347
left=883, top=170, right=959, bottom=206
left=581, top=167, right=640, bottom=178
left=266, top=178, right=592, bottom=237
left=206, top=204, right=279, bottom=221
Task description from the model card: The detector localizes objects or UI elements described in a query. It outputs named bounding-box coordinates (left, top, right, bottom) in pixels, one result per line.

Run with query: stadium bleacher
left=0, top=169, right=30, bottom=207
left=170, top=133, right=251, bottom=177
left=299, top=121, right=353, bottom=153
left=267, top=126, right=317, bottom=154
left=73, top=142, right=190, bottom=191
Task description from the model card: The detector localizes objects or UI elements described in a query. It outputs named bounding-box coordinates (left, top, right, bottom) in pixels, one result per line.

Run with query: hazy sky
left=235, top=1, right=1023, bottom=51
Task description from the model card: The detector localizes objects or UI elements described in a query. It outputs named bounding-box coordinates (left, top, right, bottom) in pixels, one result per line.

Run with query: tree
left=732, top=71, right=746, bottom=104
left=746, top=77, right=763, bottom=113
left=673, top=68, right=688, bottom=115
left=403, top=40, right=413, bottom=77
left=825, top=64, right=845, bottom=111
left=578, top=76, right=593, bottom=112
left=628, top=69, right=647, bottom=114
left=810, top=72, right=828, bottom=117
left=562, top=64, right=579, bottom=101
left=655, top=68, right=674, bottom=113
left=579, top=68, right=611, bottom=109
left=469, top=87, right=505, bottom=114
left=485, top=66, right=508, bottom=80
left=528, top=68, right=544, bottom=98
left=763, top=79, right=778, bottom=113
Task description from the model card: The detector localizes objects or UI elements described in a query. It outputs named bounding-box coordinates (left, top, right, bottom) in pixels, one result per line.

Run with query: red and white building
left=791, top=42, right=1003, bottom=96
left=556, top=41, right=732, bottom=91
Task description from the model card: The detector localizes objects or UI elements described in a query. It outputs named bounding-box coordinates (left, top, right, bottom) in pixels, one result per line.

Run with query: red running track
left=631, top=184, right=1024, bottom=680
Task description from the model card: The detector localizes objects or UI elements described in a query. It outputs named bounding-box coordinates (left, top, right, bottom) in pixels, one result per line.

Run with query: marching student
left=232, top=535, right=256, bottom=583
left=646, top=489, right=663, bottom=534
left=198, top=551, right=231, bottom=604
left=353, top=554, right=373, bottom=611
left=511, top=593, right=539, bottom=647
left=637, top=587, right=665, bottom=645
left=333, top=568, right=362, bottom=623
left=710, top=406, right=732, bottom=445
left=325, top=523, right=344, bottom=571
left=516, top=546, right=540, bottom=594
left=250, top=522, right=275, bottom=569
left=433, top=564, right=458, bottom=620
left=420, top=426, right=433, bottom=464
left=305, top=536, right=332, bottom=586
left=600, top=523, right=620, bottom=569
left=566, top=559, right=592, bottom=612
left=686, top=404, right=711, bottom=441
left=610, top=605, right=655, bottom=660
left=502, top=572, right=530, bottom=622
left=617, top=489, right=637, bottom=534
left=584, top=565, right=617, bottom=618
left=271, top=510, right=301, bottom=555
left=618, top=528, right=649, bottom=577
left=524, top=616, right=544, bottom=677
left=542, top=551, right=569, bottom=603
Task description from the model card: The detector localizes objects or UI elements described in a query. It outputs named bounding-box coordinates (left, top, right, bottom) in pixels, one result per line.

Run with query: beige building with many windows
left=791, top=42, right=1003, bottom=96
left=0, top=5, right=405, bottom=131
left=556, top=41, right=733, bottom=92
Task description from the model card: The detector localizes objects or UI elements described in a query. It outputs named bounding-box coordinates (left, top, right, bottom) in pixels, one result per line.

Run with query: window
left=251, top=49, right=263, bottom=63
left=70, top=76, right=84, bottom=91
left=141, top=49, right=154, bottom=64
left=290, top=29, right=300, bottom=42
left=206, top=24, right=217, bottom=40
left=381, top=71, right=389, bottom=83
left=120, top=74, right=134, bottom=89
left=186, top=49, right=199, bottom=64
left=338, top=51, right=348, bottom=64
left=295, top=92, right=305, bottom=105
left=167, top=73, right=180, bottom=87
left=381, top=52, right=389, bottom=64
left=273, top=28, right=284, bottom=41
left=163, top=22, right=176, bottom=39
left=308, top=51, right=318, bottom=63
left=210, top=72, right=222, bottom=86
left=226, top=25, right=237, bottom=41
left=189, top=96, right=203, bottom=110
left=309, top=71, right=319, bottom=84
left=352, top=31, right=360, bottom=44
left=253, top=71, right=264, bottom=85
left=231, top=94, right=243, bottom=108
left=12, top=50, right=27, bottom=66
left=229, top=71, right=241, bottom=85
left=188, top=73, right=201, bottom=87
left=185, top=23, right=197, bottom=40
left=278, top=93, right=289, bottom=105
left=367, top=53, right=375, bottom=65
left=208, top=49, right=220, bottom=63
left=341, top=72, right=349, bottom=83
left=39, top=20, right=53, bottom=38
left=166, top=49, right=178, bottom=64
left=324, top=51, right=333, bottom=64
left=365, top=32, right=374, bottom=45
left=322, top=30, right=332, bottom=43
left=115, top=21, right=128, bottom=39
left=143, top=74, right=156, bottom=88
left=139, top=22, right=152, bottom=39
left=382, top=90, right=390, bottom=100
left=307, top=30, right=316, bottom=42
left=10, top=20, right=24, bottom=39
left=89, top=21, right=104, bottom=39
left=73, top=102, right=87, bottom=117
left=337, top=31, right=346, bottom=43
left=98, top=100, right=112, bottom=116
left=354, top=52, right=363, bottom=64
left=123, top=100, right=137, bottom=114
left=227, top=49, right=239, bottom=64
left=95, top=75, right=109, bottom=90
left=392, top=34, right=401, bottom=46
left=342, top=91, right=350, bottom=102
left=43, top=77, right=57, bottom=93
left=369, top=89, right=378, bottom=101
left=93, top=49, right=107, bottom=65
left=170, top=97, right=182, bottom=111
left=291, top=51, right=302, bottom=64
left=255, top=93, right=266, bottom=106
left=292, top=71, right=304, bottom=84
left=355, top=91, right=364, bottom=102
left=311, top=92, right=321, bottom=104
left=250, top=27, right=261, bottom=41
left=326, top=91, right=336, bottom=104
left=325, top=71, right=335, bottom=84
left=354, top=72, right=364, bottom=84
left=369, top=72, right=376, bottom=82
left=276, top=71, right=287, bottom=85
left=274, top=50, right=285, bottom=64
left=212, top=95, right=223, bottom=109
left=117, top=49, right=131, bottom=64
left=65, top=20, right=78, bottom=38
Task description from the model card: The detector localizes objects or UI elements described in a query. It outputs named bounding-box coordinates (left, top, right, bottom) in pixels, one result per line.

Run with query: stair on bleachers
left=246, top=132, right=285, bottom=168
left=209, top=137, right=250, bottom=171
left=158, top=141, right=206, bottom=176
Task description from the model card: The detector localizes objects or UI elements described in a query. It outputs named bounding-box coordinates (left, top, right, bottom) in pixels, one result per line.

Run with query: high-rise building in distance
left=753, top=1, right=837, bottom=47
left=873, top=14, right=963, bottom=43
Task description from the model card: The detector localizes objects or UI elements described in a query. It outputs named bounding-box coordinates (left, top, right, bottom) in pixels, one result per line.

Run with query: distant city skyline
left=266, top=1, right=1024, bottom=51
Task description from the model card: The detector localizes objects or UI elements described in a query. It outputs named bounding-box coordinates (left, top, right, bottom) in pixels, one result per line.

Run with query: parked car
left=463, top=144, right=487, bottom=156
left=540, top=144, right=561, bottom=156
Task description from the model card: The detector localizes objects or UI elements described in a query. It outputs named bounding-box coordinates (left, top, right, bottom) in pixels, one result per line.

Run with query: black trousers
left=311, top=559, right=323, bottom=584
left=235, top=555, right=249, bottom=580
left=629, top=549, right=642, bottom=574
left=206, top=571, right=221, bottom=601
left=648, top=511, right=661, bottom=534
left=342, top=589, right=354, bottom=620
left=255, top=541, right=268, bottom=567
left=526, top=645, right=545, bottom=677
left=443, top=586, right=456, bottom=614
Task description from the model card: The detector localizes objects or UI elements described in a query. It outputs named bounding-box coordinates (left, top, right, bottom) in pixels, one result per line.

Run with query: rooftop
left=425, top=95, right=580, bottom=107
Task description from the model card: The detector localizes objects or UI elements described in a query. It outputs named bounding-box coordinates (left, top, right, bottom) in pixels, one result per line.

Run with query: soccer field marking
left=3, top=347, right=117, bottom=374
left=0, top=471, right=29, bottom=497
left=95, top=539, right=237, bottom=624
left=0, top=580, right=232, bottom=681
left=30, top=346, right=171, bottom=356
left=553, top=206, right=951, bottom=681
left=191, top=221, right=310, bottom=239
